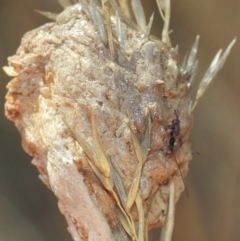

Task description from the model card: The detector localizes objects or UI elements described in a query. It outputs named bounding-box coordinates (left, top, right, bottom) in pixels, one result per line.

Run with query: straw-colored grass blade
left=156, top=0, right=171, bottom=45
left=115, top=12, right=128, bottom=50
left=102, top=1, right=115, bottom=58
left=160, top=180, right=175, bottom=241
left=126, top=163, right=142, bottom=210
left=116, top=207, right=138, bottom=241
left=117, top=0, right=131, bottom=18
left=63, top=118, right=114, bottom=191
left=108, top=0, right=138, bottom=29
left=192, top=38, right=236, bottom=111
left=111, top=162, right=127, bottom=205
left=91, top=114, right=111, bottom=178
left=156, top=190, right=167, bottom=215
left=186, top=35, right=200, bottom=72
left=126, top=114, right=151, bottom=210
left=136, top=193, right=145, bottom=241
left=130, top=114, right=151, bottom=165
left=131, top=0, right=147, bottom=32
left=63, top=120, right=94, bottom=161
left=145, top=13, right=154, bottom=38
left=88, top=160, right=114, bottom=191
left=35, top=10, right=58, bottom=21
left=89, top=2, right=107, bottom=44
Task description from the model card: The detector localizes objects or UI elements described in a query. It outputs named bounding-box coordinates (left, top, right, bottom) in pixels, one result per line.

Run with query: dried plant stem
left=160, top=180, right=175, bottom=241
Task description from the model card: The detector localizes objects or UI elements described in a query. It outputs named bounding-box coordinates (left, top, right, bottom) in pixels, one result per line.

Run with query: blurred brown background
left=0, top=0, right=239, bottom=241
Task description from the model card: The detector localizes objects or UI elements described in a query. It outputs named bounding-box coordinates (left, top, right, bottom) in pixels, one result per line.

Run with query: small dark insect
left=169, top=110, right=180, bottom=137
left=168, top=110, right=189, bottom=197
left=168, top=136, right=176, bottom=153
left=168, top=109, right=180, bottom=152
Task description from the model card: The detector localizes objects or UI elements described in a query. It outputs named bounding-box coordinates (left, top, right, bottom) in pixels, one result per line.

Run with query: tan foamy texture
left=4, top=1, right=234, bottom=241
